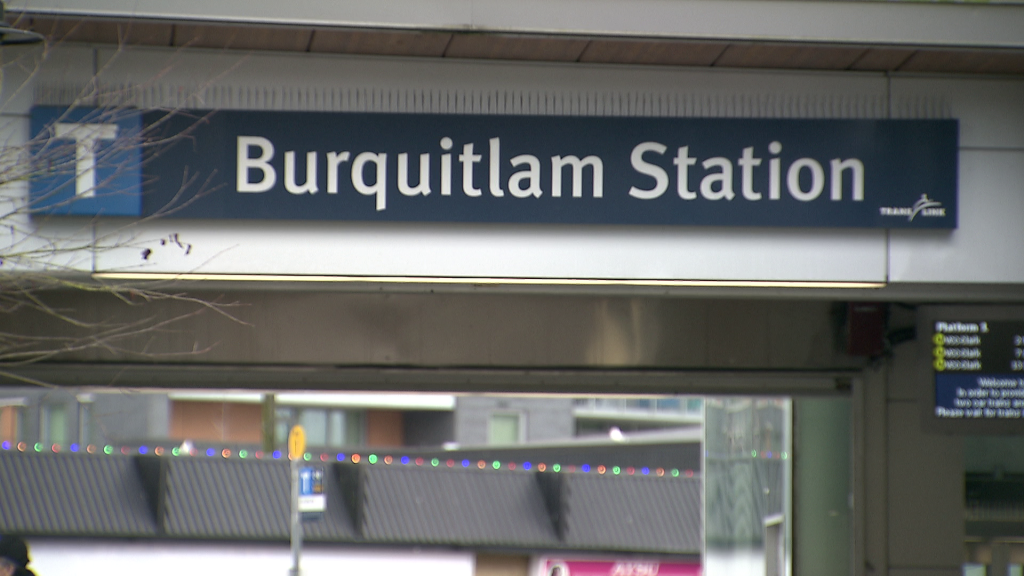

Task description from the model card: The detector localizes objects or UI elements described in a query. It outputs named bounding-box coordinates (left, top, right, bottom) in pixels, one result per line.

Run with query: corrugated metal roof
left=1, top=453, right=701, bottom=554
left=0, top=452, right=157, bottom=537
left=162, top=458, right=357, bottom=541
left=562, top=475, right=702, bottom=554
left=362, top=466, right=558, bottom=547
left=304, top=464, right=360, bottom=542
left=163, top=458, right=290, bottom=539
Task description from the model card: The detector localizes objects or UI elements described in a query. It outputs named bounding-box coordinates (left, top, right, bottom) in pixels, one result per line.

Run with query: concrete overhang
left=7, top=0, right=1024, bottom=75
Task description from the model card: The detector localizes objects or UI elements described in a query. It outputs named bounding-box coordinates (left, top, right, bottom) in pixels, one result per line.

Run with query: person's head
left=0, top=536, right=32, bottom=576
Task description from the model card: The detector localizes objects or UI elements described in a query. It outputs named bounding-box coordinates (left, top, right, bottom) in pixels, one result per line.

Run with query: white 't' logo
left=54, top=122, right=119, bottom=197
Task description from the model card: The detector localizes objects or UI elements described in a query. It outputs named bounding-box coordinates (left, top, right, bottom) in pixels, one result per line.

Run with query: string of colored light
left=0, top=439, right=788, bottom=476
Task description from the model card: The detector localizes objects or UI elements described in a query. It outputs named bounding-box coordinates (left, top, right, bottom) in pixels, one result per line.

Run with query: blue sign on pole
left=299, top=467, right=313, bottom=495
left=298, top=466, right=325, bottom=518
left=31, top=107, right=959, bottom=229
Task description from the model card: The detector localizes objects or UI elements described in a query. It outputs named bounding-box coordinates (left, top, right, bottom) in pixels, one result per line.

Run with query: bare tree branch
left=0, top=30, right=251, bottom=378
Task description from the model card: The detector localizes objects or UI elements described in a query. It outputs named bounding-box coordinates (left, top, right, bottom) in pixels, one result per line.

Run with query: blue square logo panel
left=29, top=106, right=142, bottom=217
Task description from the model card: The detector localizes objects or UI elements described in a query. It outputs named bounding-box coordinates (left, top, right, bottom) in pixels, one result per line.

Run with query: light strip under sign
left=93, top=272, right=885, bottom=289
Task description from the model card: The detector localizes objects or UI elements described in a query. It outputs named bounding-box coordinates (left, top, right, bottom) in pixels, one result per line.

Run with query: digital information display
left=933, top=320, right=1024, bottom=420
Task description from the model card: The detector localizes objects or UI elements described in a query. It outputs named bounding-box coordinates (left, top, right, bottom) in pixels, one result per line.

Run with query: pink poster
left=543, top=559, right=702, bottom=576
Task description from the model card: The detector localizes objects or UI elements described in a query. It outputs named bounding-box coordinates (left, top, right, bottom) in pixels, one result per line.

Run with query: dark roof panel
left=164, top=458, right=290, bottom=539
left=305, top=464, right=360, bottom=541
left=162, top=458, right=358, bottom=541
left=0, top=452, right=157, bottom=536
left=362, top=466, right=558, bottom=547
left=563, top=475, right=702, bottom=554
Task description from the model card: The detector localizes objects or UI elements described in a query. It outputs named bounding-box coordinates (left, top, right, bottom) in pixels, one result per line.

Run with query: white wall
left=858, top=305, right=970, bottom=576
left=28, top=539, right=475, bottom=576
left=889, top=77, right=1024, bottom=285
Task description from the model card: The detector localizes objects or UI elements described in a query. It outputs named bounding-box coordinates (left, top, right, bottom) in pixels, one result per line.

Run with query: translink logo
left=879, top=194, right=946, bottom=222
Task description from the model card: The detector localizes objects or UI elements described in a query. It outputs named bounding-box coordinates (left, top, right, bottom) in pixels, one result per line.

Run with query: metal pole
left=289, top=456, right=302, bottom=576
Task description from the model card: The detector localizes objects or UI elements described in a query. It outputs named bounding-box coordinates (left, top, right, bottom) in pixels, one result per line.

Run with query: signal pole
left=288, top=425, right=306, bottom=576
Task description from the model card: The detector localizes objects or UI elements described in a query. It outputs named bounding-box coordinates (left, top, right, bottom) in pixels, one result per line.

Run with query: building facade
left=2, top=0, right=1024, bottom=575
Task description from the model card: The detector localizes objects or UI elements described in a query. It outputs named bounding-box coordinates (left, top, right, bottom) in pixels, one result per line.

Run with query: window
left=288, top=407, right=364, bottom=449
left=488, top=412, right=522, bottom=445
left=0, top=404, right=23, bottom=442
left=328, top=411, right=345, bottom=446
left=300, top=408, right=328, bottom=446
left=275, top=407, right=292, bottom=447
left=78, top=402, right=92, bottom=445
left=40, top=404, right=68, bottom=446
left=77, top=394, right=95, bottom=445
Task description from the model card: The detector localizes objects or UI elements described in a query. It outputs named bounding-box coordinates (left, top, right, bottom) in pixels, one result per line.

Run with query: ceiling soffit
left=15, top=15, right=1024, bottom=76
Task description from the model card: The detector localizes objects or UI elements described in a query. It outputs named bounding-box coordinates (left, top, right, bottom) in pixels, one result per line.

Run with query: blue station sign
left=30, top=107, right=959, bottom=228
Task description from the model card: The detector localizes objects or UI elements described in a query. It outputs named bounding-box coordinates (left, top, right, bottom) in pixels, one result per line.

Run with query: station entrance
left=2, top=291, right=867, bottom=576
